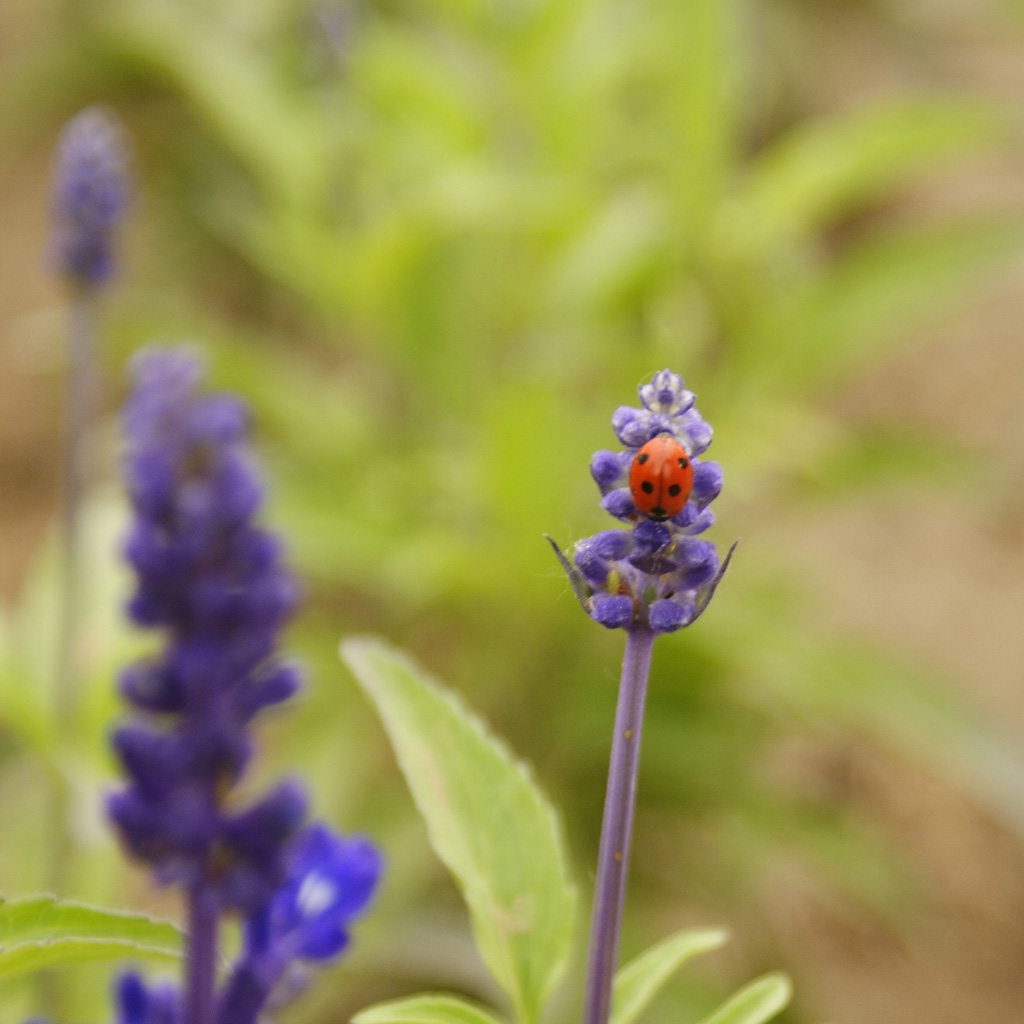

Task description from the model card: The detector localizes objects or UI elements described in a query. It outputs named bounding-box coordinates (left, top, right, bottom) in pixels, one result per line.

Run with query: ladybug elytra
left=628, top=435, right=693, bottom=520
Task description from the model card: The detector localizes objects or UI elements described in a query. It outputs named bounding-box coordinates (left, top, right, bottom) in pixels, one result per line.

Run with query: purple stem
left=185, top=883, right=220, bottom=1024
left=581, top=625, right=656, bottom=1024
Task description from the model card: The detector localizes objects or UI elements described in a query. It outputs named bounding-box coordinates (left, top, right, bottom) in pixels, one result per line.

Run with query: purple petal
left=691, top=460, right=722, bottom=508
left=649, top=596, right=694, bottom=633
left=591, top=595, right=633, bottom=629
left=590, top=450, right=624, bottom=491
left=601, top=488, right=636, bottom=520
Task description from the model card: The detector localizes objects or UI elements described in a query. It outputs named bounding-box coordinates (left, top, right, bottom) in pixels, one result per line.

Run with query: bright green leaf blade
left=0, top=937, right=177, bottom=983
left=354, top=993, right=509, bottom=1024
left=696, top=973, right=792, bottom=1024
left=611, top=927, right=728, bottom=1024
left=341, top=638, right=576, bottom=1024
left=0, top=896, right=181, bottom=983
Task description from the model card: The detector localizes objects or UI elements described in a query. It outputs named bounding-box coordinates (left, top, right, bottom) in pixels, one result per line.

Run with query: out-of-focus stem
left=185, top=883, right=220, bottom=1024
left=56, top=289, right=94, bottom=733
left=38, top=286, right=96, bottom=1018
left=51, top=288, right=96, bottom=868
left=581, top=625, right=656, bottom=1024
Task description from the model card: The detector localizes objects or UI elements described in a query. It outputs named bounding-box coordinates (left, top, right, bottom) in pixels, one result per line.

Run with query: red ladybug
left=629, top=435, right=693, bottom=520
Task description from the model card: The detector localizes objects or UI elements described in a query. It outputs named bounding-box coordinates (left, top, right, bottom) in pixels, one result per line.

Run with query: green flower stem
left=56, top=289, right=95, bottom=733
left=38, top=288, right=97, bottom=1020
left=581, top=624, right=656, bottom=1024
left=51, top=288, right=96, bottom=879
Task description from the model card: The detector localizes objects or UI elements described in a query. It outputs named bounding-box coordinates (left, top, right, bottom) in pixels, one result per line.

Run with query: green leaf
left=103, top=1, right=326, bottom=208
left=696, top=973, right=792, bottom=1024
left=0, top=896, right=182, bottom=983
left=341, top=638, right=576, bottom=1024
left=611, top=927, right=728, bottom=1024
left=721, top=99, right=1007, bottom=255
left=354, top=994, right=509, bottom=1024
left=752, top=215, right=1024, bottom=392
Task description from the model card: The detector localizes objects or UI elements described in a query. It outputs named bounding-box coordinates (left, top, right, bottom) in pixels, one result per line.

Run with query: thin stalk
left=185, top=883, right=220, bottom=1024
left=50, top=289, right=95, bottom=882
left=581, top=625, right=656, bottom=1024
left=37, top=288, right=96, bottom=1019
left=56, top=289, right=94, bottom=733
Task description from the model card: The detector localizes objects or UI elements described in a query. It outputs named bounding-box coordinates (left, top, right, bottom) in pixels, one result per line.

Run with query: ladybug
left=628, top=435, right=693, bottom=520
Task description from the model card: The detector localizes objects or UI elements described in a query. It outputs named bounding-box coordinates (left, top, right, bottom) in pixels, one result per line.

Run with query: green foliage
left=0, top=897, right=180, bottom=983
left=354, top=994, right=510, bottom=1024
left=0, top=495, right=133, bottom=771
left=611, top=928, right=729, bottom=1024
left=344, top=639, right=788, bottom=1024
left=695, top=975, right=792, bottom=1024
left=341, top=637, right=576, bottom=1024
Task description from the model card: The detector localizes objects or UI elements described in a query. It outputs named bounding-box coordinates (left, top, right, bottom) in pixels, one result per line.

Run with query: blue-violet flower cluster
left=102, top=348, right=380, bottom=1024
left=50, top=107, right=128, bottom=289
left=110, top=348, right=305, bottom=909
left=551, top=370, right=732, bottom=633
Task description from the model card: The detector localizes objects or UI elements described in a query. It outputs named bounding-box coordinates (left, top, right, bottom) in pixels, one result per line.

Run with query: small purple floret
left=600, top=489, right=636, bottom=520
left=590, top=450, right=624, bottom=491
left=691, top=461, right=722, bottom=508
left=115, top=973, right=179, bottom=1024
left=217, top=823, right=382, bottom=1024
left=592, top=596, right=634, bottom=629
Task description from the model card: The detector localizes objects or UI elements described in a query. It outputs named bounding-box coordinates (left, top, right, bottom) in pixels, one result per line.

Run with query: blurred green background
left=3, top=0, right=1024, bottom=1022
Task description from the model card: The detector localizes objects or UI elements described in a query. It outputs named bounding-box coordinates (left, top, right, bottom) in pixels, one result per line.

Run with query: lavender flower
left=51, top=107, right=128, bottom=289
left=108, top=349, right=305, bottom=916
left=100, top=348, right=381, bottom=1024
left=548, top=371, right=734, bottom=1024
left=549, top=369, right=732, bottom=633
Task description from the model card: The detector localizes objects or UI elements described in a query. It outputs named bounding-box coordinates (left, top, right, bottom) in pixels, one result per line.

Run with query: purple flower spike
left=549, top=369, right=733, bottom=633
left=51, top=107, right=128, bottom=289
left=54, top=346, right=384, bottom=1024
left=110, top=349, right=306, bottom=908
left=551, top=376, right=735, bottom=1024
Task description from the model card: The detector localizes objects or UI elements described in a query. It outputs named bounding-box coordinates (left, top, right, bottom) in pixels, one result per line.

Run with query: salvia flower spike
left=101, top=348, right=381, bottom=1024
left=548, top=368, right=733, bottom=634
left=51, top=106, right=128, bottom=290
left=549, top=370, right=734, bottom=1024
left=44, top=112, right=131, bottom=994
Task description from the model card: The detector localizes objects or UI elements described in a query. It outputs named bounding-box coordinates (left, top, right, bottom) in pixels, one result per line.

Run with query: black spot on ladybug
left=640, top=481, right=654, bottom=494
left=678, top=457, right=688, bottom=468
left=637, top=453, right=649, bottom=465
left=650, top=507, right=666, bottom=519
left=668, top=484, right=681, bottom=496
